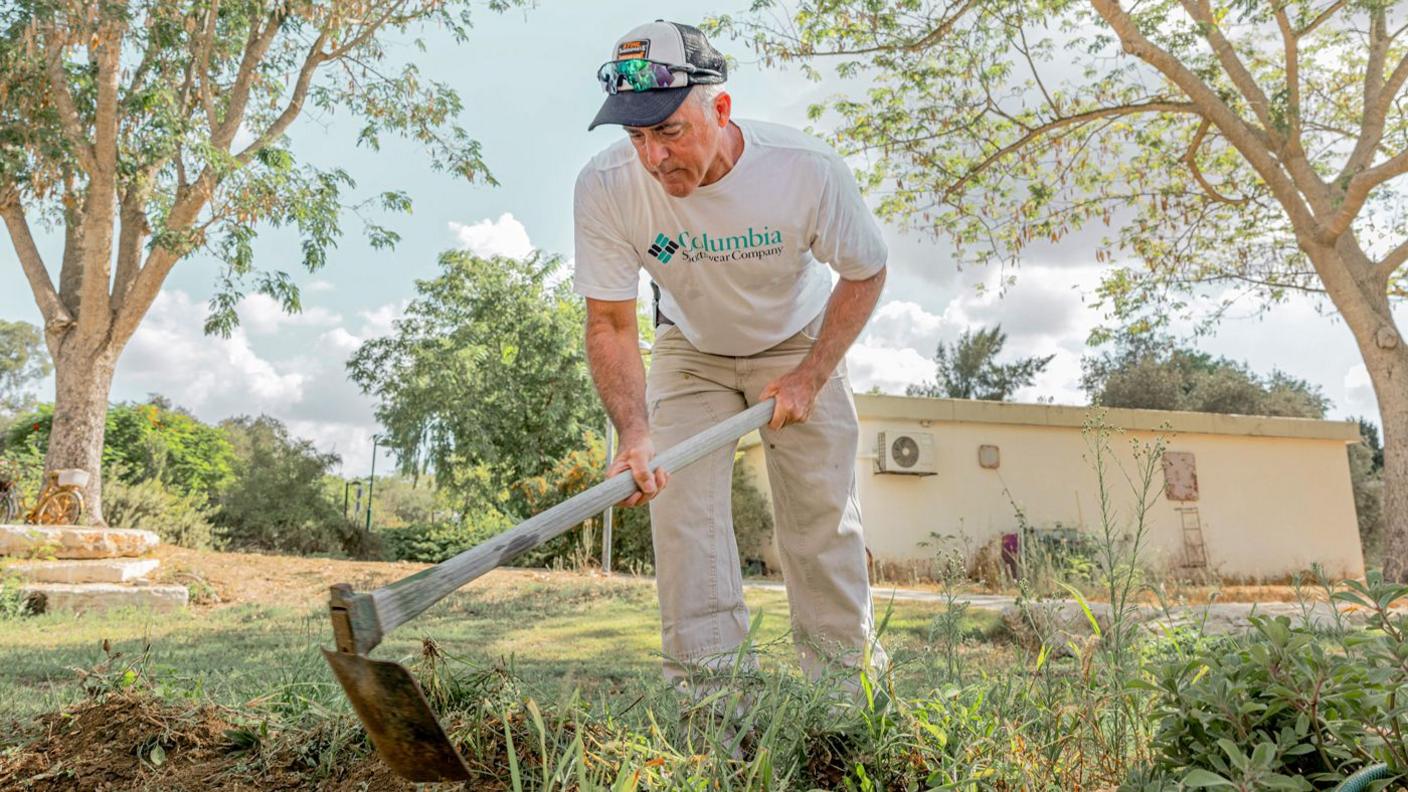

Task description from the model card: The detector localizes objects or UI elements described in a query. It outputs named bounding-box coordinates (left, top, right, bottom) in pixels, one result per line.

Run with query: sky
left=0, top=1, right=1398, bottom=476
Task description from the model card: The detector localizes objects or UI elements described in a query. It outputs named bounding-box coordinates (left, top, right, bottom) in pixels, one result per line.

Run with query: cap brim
left=588, top=87, right=691, bottom=131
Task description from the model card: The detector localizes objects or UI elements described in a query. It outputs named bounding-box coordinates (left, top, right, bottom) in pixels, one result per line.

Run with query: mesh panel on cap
left=671, top=22, right=727, bottom=82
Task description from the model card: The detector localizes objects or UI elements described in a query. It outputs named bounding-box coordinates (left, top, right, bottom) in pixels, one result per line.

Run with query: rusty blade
left=322, top=649, right=470, bottom=782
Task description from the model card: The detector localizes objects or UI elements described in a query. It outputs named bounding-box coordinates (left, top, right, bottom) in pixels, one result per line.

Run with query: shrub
left=1136, top=573, right=1408, bottom=789
left=103, top=471, right=215, bottom=550
left=378, top=509, right=517, bottom=563
left=215, top=415, right=360, bottom=555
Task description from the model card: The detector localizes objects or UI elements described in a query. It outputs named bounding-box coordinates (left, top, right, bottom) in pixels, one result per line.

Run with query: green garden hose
left=1333, top=763, right=1394, bottom=791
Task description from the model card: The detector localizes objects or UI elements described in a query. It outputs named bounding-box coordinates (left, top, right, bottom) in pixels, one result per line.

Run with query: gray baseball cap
left=589, top=20, right=727, bottom=131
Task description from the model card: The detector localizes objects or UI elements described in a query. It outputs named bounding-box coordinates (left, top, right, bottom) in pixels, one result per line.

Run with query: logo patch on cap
left=616, top=39, right=649, bottom=60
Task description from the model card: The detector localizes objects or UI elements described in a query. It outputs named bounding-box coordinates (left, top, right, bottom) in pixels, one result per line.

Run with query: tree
left=1, top=1, right=509, bottom=524
left=0, top=319, right=50, bottom=417
left=216, top=414, right=353, bottom=554
left=1081, top=334, right=1330, bottom=417
left=906, top=325, right=1053, bottom=400
left=720, top=1, right=1408, bottom=580
left=4, top=397, right=235, bottom=497
left=347, top=252, right=604, bottom=513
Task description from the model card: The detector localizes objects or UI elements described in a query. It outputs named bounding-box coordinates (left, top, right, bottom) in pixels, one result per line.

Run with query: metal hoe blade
left=323, top=401, right=776, bottom=781
left=322, top=649, right=470, bottom=782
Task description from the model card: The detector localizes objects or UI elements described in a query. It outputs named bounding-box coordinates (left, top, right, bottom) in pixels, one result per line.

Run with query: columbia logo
left=646, top=233, right=680, bottom=263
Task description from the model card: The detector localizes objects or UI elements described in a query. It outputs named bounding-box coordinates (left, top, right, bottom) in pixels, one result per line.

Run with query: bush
left=103, top=472, right=215, bottom=550
left=1137, top=574, right=1408, bottom=789
left=215, top=415, right=361, bottom=556
left=378, top=509, right=516, bottom=563
left=379, top=440, right=777, bottom=576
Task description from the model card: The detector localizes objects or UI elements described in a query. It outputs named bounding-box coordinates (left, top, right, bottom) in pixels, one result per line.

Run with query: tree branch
left=943, top=100, right=1200, bottom=202
left=1184, top=119, right=1249, bottom=204
left=1323, top=147, right=1408, bottom=238
left=1180, top=0, right=1278, bottom=142
left=112, top=175, right=216, bottom=349
left=1376, top=239, right=1408, bottom=283
left=39, top=25, right=95, bottom=173
left=195, top=0, right=222, bottom=132
left=212, top=10, right=286, bottom=150
left=235, top=32, right=329, bottom=163
left=1338, top=7, right=1391, bottom=186
left=752, top=0, right=976, bottom=57
left=1298, top=0, right=1347, bottom=37
left=0, top=196, right=72, bottom=329
left=1089, top=0, right=1320, bottom=235
left=112, top=186, right=150, bottom=311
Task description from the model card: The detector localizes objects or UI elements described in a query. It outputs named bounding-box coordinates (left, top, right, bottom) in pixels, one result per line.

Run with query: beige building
left=739, top=394, right=1365, bottom=582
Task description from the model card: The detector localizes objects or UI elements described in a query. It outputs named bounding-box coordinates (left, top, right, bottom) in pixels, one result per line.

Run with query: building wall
left=738, top=396, right=1365, bottom=582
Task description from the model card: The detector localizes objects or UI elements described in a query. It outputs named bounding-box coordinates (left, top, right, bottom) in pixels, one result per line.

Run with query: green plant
left=103, top=469, right=215, bottom=549
left=0, top=571, right=34, bottom=619
left=1136, top=572, right=1408, bottom=790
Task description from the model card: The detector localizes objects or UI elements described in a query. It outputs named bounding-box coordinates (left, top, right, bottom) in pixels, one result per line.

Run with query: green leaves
left=347, top=251, right=602, bottom=519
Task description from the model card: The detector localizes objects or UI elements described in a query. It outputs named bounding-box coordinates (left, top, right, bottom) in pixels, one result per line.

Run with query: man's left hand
left=759, top=366, right=828, bottom=430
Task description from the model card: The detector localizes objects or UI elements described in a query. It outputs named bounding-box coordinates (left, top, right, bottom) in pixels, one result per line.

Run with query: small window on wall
left=1162, top=451, right=1199, bottom=501
left=978, top=444, right=1000, bottom=469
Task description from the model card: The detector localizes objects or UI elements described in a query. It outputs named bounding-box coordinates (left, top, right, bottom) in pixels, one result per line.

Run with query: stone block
left=8, top=557, right=160, bottom=584
left=23, top=583, right=188, bottom=614
left=0, top=525, right=160, bottom=559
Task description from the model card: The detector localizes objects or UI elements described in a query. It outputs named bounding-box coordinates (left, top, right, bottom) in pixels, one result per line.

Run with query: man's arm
left=584, top=297, right=668, bottom=506
left=759, top=266, right=886, bottom=430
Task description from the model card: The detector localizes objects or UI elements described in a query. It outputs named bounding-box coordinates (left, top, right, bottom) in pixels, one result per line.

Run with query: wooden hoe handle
left=330, top=399, right=776, bottom=655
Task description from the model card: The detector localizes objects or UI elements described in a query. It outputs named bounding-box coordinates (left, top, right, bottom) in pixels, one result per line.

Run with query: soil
left=149, top=545, right=583, bottom=610
left=0, top=692, right=446, bottom=791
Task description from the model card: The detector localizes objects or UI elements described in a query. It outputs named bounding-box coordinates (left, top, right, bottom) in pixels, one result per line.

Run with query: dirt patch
left=150, top=546, right=611, bottom=611
left=0, top=693, right=447, bottom=791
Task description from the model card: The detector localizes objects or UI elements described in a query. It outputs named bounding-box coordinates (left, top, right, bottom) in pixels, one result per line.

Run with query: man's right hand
left=607, top=434, right=669, bottom=507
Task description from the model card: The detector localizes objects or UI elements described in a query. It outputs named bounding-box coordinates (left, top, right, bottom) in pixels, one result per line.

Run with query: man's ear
left=713, top=90, right=732, bottom=127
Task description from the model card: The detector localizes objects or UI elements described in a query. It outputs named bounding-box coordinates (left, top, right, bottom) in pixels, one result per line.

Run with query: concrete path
left=741, top=579, right=1394, bottom=635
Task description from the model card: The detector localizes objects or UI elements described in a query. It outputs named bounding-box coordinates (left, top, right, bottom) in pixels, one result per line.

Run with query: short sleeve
left=572, top=167, right=640, bottom=301
left=810, top=153, right=888, bottom=280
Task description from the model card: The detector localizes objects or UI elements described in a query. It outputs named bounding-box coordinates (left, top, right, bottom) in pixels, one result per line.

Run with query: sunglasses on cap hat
left=596, top=58, right=724, bottom=95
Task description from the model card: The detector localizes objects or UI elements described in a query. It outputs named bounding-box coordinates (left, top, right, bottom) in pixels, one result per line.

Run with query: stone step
left=0, top=524, right=160, bottom=559
left=8, top=557, right=160, bottom=584
left=22, top=583, right=188, bottom=614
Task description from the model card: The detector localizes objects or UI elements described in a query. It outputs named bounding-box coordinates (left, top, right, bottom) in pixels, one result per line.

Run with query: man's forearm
left=585, top=321, right=650, bottom=443
left=796, top=267, right=887, bottom=385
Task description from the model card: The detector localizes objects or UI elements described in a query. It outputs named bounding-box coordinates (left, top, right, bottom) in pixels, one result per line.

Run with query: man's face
left=625, top=92, right=728, bottom=198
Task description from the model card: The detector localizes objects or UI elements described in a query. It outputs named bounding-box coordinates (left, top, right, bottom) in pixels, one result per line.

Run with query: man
left=573, top=20, right=890, bottom=709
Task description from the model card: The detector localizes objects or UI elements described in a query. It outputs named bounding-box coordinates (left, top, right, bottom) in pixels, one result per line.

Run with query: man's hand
left=607, top=434, right=670, bottom=507
left=759, top=366, right=827, bottom=430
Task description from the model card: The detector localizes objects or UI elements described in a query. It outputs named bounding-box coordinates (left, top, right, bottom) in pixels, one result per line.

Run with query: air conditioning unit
left=875, top=431, right=937, bottom=476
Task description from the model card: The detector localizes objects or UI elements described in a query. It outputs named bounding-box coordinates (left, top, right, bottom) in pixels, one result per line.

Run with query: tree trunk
left=44, top=343, right=117, bottom=526
left=1367, top=342, right=1408, bottom=583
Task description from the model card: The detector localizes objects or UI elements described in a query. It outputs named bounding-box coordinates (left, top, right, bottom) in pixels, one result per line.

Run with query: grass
left=2, top=412, right=1403, bottom=790
left=0, top=574, right=1006, bottom=725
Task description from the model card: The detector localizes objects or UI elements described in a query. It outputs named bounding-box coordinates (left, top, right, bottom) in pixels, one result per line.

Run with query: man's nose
left=643, top=139, right=669, bottom=169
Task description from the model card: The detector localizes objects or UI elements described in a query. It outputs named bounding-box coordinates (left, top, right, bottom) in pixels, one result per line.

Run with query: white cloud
left=1343, top=364, right=1378, bottom=418
left=449, top=212, right=534, bottom=259
left=845, top=342, right=935, bottom=394
left=357, top=300, right=411, bottom=339
left=306, top=279, right=335, bottom=293
left=118, top=291, right=305, bottom=416
left=238, top=293, right=342, bottom=335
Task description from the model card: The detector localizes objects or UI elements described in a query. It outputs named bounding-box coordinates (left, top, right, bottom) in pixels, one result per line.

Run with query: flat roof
left=739, top=394, right=1361, bottom=449
left=853, top=394, right=1362, bottom=442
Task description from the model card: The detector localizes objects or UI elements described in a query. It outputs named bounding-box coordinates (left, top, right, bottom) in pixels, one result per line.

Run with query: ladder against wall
left=1177, top=507, right=1208, bottom=569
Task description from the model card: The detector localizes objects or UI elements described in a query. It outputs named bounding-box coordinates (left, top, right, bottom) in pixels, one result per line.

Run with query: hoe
left=323, top=400, right=775, bottom=782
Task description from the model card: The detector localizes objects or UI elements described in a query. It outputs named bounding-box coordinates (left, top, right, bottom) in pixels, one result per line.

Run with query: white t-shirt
left=572, top=119, right=887, bottom=356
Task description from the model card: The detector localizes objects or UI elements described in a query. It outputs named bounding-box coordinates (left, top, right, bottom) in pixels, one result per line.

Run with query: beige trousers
left=645, top=313, right=888, bottom=698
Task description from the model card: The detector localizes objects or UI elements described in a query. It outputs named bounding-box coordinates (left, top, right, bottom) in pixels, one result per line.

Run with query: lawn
left=2, top=548, right=1403, bottom=791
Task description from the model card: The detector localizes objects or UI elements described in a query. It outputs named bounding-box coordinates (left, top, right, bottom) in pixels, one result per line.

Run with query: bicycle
left=0, top=469, right=86, bottom=525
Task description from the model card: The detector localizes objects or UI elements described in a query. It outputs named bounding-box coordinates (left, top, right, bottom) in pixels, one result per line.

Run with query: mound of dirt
left=0, top=693, right=429, bottom=791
